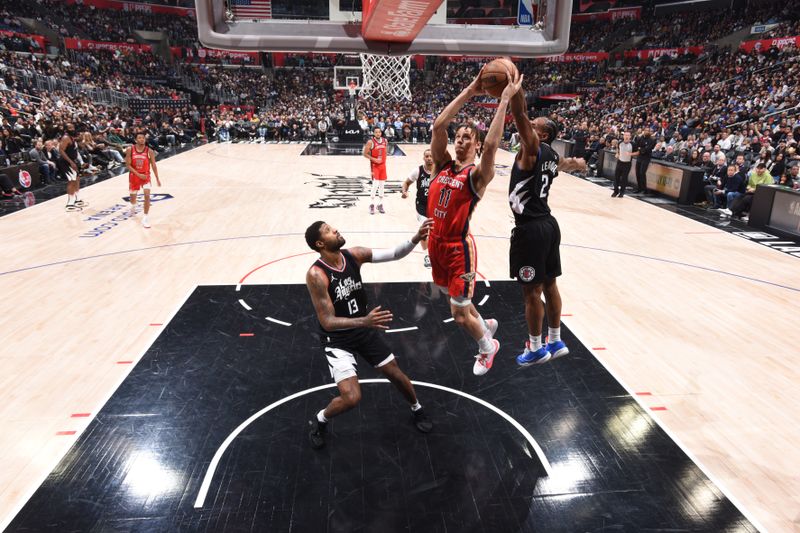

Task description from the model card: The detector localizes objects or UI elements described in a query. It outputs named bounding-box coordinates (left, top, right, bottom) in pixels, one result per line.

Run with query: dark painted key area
left=7, top=282, right=755, bottom=532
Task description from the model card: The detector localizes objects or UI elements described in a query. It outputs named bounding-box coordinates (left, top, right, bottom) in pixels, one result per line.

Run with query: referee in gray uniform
left=613, top=131, right=633, bottom=197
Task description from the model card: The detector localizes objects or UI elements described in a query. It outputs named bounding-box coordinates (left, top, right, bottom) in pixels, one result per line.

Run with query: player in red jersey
left=428, top=66, right=523, bottom=376
left=363, top=126, right=387, bottom=214
left=125, top=131, right=161, bottom=229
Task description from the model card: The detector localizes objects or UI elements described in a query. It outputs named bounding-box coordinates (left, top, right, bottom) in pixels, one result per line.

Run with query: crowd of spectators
left=5, top=0, right=799, bottom=60
left=3, top=0, right=197, bottom=46
left=568, top=0, right=797, bottom=53
left=1, top=50, right=185, bottom=99
left=1, top=0, right=798, bottom=199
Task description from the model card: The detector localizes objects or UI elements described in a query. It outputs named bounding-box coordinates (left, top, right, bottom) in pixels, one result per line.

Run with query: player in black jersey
left=304, top=218, right=434, bottom=449
left=508, top=90, right=587, bottom=367
left=57, top=124, right=83, bottom=212
left=400, top=148, right=434, bottom=268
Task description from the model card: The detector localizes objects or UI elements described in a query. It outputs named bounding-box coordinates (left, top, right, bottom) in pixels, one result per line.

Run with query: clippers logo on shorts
left=459, top=272, right=476, bottom=283
left=18, top=170, right=32, bottom=188
left=519, top=266, right=536, bottom=282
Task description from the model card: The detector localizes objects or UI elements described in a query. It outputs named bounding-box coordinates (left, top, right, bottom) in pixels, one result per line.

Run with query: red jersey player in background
left=363, top=126, right=387, bottom=215
left=428, top=65, right=523, bottom=376
left=125, top=131, right=161, bottom=229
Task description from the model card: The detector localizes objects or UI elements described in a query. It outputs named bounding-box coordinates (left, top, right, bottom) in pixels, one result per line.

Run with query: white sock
left=411, top=402, right=422, bottom=412
left=317, top=409, right=328, bottom=424
left=378, top=181, right=385, bottom=200
left=370, top=181, right=378, bottom=202
left=478, top=331, right=493, bottom=353
left=548, top=327, right=561, bottom=343
left=529, top=334, right=542, bottom=351
left=67, top=194, right=75, bottom=205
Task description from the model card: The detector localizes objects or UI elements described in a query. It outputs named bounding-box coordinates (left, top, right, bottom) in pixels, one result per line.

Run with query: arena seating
left=1, top=0, right=798, bottom=190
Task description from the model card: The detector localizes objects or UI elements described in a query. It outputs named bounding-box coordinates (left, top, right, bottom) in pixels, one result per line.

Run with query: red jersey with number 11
left=427, top=161, right=478, bottom=242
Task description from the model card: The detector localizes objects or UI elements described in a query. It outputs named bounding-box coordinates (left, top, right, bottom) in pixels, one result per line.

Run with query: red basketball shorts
left=371, top=164, right=387, bottom=181
left=428, top=234, right=477, bottom=300
left=129, top=174, right=151, bottom=192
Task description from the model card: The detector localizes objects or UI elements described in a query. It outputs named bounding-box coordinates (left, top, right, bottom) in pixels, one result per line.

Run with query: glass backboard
left=195, top=0, right=572, bottom=58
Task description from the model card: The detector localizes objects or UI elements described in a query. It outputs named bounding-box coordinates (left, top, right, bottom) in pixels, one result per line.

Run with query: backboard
left=195, top=0, right=572, bottom=58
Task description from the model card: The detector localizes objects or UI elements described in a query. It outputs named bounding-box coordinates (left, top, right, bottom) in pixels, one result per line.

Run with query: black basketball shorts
left=322, top=328, right=394, bottom=383
left=509, top=215, right=562, bottom=284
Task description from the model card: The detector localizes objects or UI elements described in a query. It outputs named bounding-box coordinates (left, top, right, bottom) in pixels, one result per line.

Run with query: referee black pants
left=635, top=157, right=650, bottom=192
left=614, top=161, right=632, bottom=195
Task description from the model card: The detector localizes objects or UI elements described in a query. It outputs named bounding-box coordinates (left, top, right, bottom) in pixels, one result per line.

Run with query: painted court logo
left=518, top=266, right=536, bottom=282
left=18, top=170, right=32, bottom=188
left=306, top=173, right=403, bottom=209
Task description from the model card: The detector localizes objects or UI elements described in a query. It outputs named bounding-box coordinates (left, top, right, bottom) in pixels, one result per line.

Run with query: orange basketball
left=480, top=58, right=518, bottom=98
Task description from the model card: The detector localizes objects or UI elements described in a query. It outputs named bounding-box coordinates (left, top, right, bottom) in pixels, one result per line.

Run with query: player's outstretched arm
left=401, top=167, right=419, bottom=198
left=509, top=83, right=539, bottom=168
left=473, top=72, right=523, bottom=196
left=349, top=219, right=433, bottom=264
left=306, top=267, right=393, bottom=330
left=431, top=70, right=483, bottom=170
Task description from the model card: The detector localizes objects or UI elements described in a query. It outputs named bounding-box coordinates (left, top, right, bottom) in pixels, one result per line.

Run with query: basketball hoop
left=358, top=54, right=411, bottom=102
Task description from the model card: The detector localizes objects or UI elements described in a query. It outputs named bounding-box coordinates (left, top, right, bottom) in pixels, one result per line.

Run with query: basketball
left=480, top=58, right=518, bottom=98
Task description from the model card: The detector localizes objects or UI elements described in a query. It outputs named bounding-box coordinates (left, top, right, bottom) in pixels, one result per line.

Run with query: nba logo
left=518, top=0, right=534, bottom=25
left=18, top=170, right=32, bottom=188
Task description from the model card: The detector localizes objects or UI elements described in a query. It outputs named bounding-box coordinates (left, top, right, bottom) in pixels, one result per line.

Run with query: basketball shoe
left=546, top=340, right=569, bottom=359
left=473, top=338, right=500, bottom=376
left=516, top=341, right=552, bottom=366
left=308, top=419, right=327, bottom=450
left=412, top=408, right=433, bottom=433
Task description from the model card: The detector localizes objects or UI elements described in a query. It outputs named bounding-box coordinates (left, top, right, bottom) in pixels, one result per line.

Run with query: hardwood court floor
left=0, top=143, right=798, bottom=532
left=6, top=282, right=752, bottom=532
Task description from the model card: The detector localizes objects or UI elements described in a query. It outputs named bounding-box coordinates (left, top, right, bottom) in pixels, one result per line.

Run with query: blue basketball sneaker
left=516, top=341, right=552, bottom=366
left=546, top=340, right=570, bottom=359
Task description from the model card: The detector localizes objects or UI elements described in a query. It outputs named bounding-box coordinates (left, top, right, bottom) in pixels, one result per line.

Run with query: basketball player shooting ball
left=363, top=126, right=388, bottom=215
left=428, top=61, right=523, bottom=376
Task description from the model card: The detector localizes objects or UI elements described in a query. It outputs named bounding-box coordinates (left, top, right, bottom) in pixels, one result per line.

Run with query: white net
left=358, top=54, right=412, bottom=101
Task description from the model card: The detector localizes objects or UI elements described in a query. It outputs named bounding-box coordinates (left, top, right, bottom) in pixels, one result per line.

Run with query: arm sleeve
left=407, top=167, right=419, bottom=183
left=371, top=239, right=417, bottom=263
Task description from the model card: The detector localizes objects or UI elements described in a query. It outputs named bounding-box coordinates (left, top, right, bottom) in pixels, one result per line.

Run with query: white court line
left=265, top=317, right=292, bottom=327
left=477, top=295, right=489, bottom=306
left=568, top=329, right=769, bottom=533
left=443, top=317, right=454, bottom=323
left=0, top=286, right=197, bottom=533
left=385, top=327, right=418, bottom=333
left=238, top=299, right=252, bottom=311
left=235, top=283, right=241, bottom=292
left=483, top=280, right=491, bottom=287
left=193, top=378, right=552, bottom=508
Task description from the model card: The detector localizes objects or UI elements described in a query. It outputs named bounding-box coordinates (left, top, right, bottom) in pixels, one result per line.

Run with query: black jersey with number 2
left=414, top=165, right=433, bottom=216
left=508, top=142, right=560, bottom=225
left=313, top=249, right=368, bottom=332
